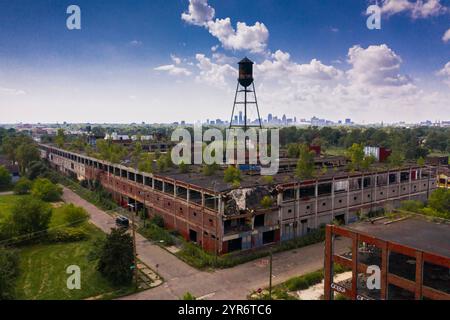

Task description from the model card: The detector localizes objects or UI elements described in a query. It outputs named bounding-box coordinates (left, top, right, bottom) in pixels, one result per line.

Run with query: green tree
left=138, top=153, right=154, bottom=173
left=131, top=142, right=143, bottom=166
left=31, top=178, right=63, bottom=202
left=260, top=195, right=274, bottom=209
left=361, top=155, right=376, bottom=171
left=15, top=143, right=40, bottom=175
left=428, top=189, right=450, bottom=217
left=0, top=247, right=20, bottom=300
left=0, top=165, right=11, bottom=190
left=55, top=128, right=66, bottom=148
left=61, top=204, right=90, bottom=226
left=346, top=143, right=365, bottom=171
left=11, top=196, right=52, bottom=240
left=417, top=156, right=425, bottom=166
left=295, top=144, right=315, bottom=179
left=26, top=160, right=48, bottom=180
left=224, top=166, right=241, bottom=183
left=13, top=177, right=32, bottom=195
left=97, top=228, right=134, bottom=286
left=388, top=149, right=405, bottom=168
left=287, top=144, right=300, bottom=158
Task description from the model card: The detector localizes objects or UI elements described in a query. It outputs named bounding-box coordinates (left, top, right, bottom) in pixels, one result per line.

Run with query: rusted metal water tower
left=230, top=57, right=262, bottom=130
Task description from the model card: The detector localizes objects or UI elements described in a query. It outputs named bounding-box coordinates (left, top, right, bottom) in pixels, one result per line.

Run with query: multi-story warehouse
left=39, top=144, right=438, bottom=255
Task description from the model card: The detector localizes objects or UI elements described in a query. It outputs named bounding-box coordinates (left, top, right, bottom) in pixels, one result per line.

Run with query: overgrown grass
left=0, top=194, right=18, bottom=222
left=250, top=263, right=350, bottom=300
left=56, top=174, right=117, bottom=211
left=15, top=225, right=134, bottom=300
left=176, top=228, right=326, bottom=270
left=138, top=223, right=175, bottom=246
left=0, top=194, right=135, bottom=300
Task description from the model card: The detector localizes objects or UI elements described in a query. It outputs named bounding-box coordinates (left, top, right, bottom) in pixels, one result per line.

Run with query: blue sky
left=0, top=0, right=449, bottom=124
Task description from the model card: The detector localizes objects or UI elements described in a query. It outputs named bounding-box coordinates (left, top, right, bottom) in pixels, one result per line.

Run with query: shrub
left=61, top=204, right=90, bottom=226
left=400, top=200, right=424, bottom=212
left=139, top=224, right=174, bottom=246
left=261, top=176, right=274, bottom=185
left=11, top=196, right=52, bottom=242
left=182, top=292, right=196, bottom=300
left=260, top=196, right=274, bottom=209
left=428, top=188, right=450, bottom=216
left=13, top=177, right=32, bottom=195
left=150, top=215, right=165, bottom=228
left=202, top=163, right=219, bottom=176
left=224, top=166, right=241, bottom=183
left=284, top=270, right=324, bottom=291
left=47, top=227, right=89, bottom=243
left=0, top=165, right=11, bottom=190
left=31, top=178, right=63, bottom=202
left=97, top=228, right=134, bottom=286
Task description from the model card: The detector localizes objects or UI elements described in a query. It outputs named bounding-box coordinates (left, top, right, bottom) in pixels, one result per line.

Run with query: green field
left=0, top=194, right=134, bottom=300
left=0, top=194, right=18, bottom=222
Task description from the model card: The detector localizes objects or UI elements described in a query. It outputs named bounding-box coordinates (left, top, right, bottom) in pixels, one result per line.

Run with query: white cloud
left=181, top=0, right=269, bottom=54
left=181, top=0, right=215, bottom=26
left=171, top=54, right=182, bottom=65
left=195, top=53, right=236, bottom=88
left=379, top=0, right=448, bottom=19
left=154, top=64, right=192, bottom=76
left=129, top=40, right=142, bottom=47
left=443, top=28, right=450, bottom=42
left=437, top=61, right=450, bottom=86
left=206, top=18, right=269, bottom=53
left=256, top=50, right=342, bottom=81
left=347, top=44, right=413, bottom=89
left=0, top=86, right=26, bottom=96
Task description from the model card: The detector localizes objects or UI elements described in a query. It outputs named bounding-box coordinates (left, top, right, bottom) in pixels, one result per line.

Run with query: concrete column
left=314, top=181, right=319, bottom=228
left=331, top=178, right=335, bottom=221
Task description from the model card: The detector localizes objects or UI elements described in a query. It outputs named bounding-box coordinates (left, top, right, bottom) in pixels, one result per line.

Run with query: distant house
left=0, top=157, right=20, bottom=182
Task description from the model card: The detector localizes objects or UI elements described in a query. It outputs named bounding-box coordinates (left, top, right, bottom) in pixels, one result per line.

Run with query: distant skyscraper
left=234, top=115, right=238, bottom=124
left=345, top=118, right=351, bottom=124
left=282, top=114, right=287, bottom=125
left=239, top=111, right=243, bottom=125
left=268, top=113, right=273, bottom=123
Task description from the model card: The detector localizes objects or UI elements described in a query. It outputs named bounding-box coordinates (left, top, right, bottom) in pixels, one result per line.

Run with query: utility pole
left=269, top=249, right=273, bottom=300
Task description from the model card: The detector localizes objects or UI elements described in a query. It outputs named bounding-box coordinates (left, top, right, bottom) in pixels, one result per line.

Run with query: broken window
left=334, top=180, right=348, bottom=193
left=318, top=183, right=332, bottom=196
left=154, top=179, right=163, bottom=191
left=299, top=185, right=315, bottom=198
left=389, top=173, right=397, bottom=184
left=165, top=182, right=174, bottom=195
left=254, top=214, right=265, bottom=227
left=283, top=188, right=295, bottom=201
left=400, top=172, right=410, bottom=183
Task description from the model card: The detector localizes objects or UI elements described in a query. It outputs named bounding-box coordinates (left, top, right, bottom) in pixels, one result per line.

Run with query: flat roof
left=345, top=215, right=450, bottom=258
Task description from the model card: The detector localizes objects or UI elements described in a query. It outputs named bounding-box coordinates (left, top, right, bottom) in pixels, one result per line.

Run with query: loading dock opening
left=189, top=229, right=197, bottom=243
left=263, top=230, right=275, bottom=244
left=227, top=238, right=242, bottom=252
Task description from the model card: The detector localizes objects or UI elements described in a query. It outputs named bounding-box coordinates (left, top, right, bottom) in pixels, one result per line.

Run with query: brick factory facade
left=39, top=144, right=438, bottom=255
left=324, top=218, right=450, bottom=300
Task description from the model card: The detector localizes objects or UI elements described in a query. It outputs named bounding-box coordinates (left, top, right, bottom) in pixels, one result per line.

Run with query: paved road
left=62, top=187, right=350, bottom=300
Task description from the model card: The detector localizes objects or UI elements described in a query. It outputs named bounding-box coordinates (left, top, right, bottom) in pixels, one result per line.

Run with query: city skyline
left=0, top=0, right=449, bottom=124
